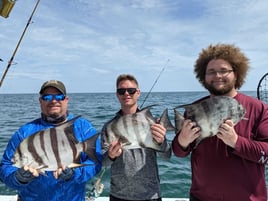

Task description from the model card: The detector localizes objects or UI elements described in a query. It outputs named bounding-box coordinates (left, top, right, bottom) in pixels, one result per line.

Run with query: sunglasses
left=41, top=94, right=65, bottom=102
left=117, top=88, right=137, bottom=95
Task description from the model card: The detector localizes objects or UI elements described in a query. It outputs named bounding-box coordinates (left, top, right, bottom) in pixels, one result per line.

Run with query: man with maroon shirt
left=172, top=43, right=268, bottom=201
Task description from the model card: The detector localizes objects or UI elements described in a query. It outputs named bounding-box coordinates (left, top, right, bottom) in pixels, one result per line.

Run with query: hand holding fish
left=177, top=119, right=201, bottom=149
left=15, top=165, right=39, bottom=184
left=53, top=165, right=74, bottom=181
left=216, top=119, right=238, bottom=148
left=151, top=123, right=166, bottom=144
left=108, top=141, right=122, bottom=160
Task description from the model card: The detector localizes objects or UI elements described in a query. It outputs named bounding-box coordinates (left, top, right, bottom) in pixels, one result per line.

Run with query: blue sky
left=0, top=0, right=267, bottom=93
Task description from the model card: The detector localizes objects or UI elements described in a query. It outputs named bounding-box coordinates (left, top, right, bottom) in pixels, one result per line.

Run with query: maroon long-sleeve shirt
left=172, top=93, right=268, bottom=201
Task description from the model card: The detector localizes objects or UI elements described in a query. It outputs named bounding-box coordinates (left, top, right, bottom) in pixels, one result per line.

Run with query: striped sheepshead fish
left=12, top=116, right=99, bottom=171
left=174, top=96, right=246, bottom=146
left=104, top=105, right=174, bottom=151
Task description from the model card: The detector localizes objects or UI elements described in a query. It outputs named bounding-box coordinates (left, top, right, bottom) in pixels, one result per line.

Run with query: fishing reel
left=86, top=168, right=106, bottom=201
left=88, top=179, right=105, bottom=200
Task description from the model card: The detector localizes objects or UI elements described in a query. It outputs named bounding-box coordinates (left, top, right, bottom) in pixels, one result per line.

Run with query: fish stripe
left=39, top=130, right=49, bottom=160
left=17, top=145, right=23, bottom=160
left=136, top=112, right=147, bottom=148
left=110, top=118, right=123, bottom=141
left=64, top=126, right=78, bottom=161
left=123, top=115, right=129, bottom=135
left=27, top=134, right=44, bottom=165
left=50, top=128, right=61, bottom=167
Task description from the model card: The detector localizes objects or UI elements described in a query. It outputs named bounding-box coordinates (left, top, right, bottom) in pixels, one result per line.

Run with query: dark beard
left=204, top=82, right=233, bottom=95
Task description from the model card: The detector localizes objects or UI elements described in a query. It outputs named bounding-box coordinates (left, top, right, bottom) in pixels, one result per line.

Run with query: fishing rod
left=140, top=59, right=170, bottom=108
left=87, top=167, right=106, bottom=201
left=0, top=0, right=40, bottom=88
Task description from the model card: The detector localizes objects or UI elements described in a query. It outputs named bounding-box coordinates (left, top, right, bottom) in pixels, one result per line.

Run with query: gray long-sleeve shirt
left=101, top=110, right=171, bottom=200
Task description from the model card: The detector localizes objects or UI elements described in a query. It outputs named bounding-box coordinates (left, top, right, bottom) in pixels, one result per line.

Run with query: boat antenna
left=140, top=59, right=169, bottom=108
left=0, top=0, right=41, bottom=88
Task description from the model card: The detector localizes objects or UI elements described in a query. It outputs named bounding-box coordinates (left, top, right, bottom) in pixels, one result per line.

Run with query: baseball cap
left=39, top=80, right=66, bottom=95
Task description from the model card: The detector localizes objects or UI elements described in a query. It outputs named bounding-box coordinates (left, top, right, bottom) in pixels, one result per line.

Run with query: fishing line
left=140, top=59, right=170, bottom=108
left=257, top=72, right=268, bottom=104
left=0, top=0, right=41, bottom=88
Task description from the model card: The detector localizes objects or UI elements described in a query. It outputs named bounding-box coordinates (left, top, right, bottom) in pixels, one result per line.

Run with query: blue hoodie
left=0, top=114, right=102, bottom=201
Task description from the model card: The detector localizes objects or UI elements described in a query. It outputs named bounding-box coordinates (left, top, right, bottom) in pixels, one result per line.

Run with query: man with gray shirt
left=101, top=74, right=171, bottom=201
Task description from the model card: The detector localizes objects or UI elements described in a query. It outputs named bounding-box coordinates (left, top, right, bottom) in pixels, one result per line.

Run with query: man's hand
left=177, top=119, right=201, bottom=149
left=217, top=119, right=238, bottom=148
left=108, top=140, right=122, bottom=160
left=151, top=123, right=166, bottom=144
left=53, top=166, right=74, bottom=181
left=15, top=166, right=39, bottom=184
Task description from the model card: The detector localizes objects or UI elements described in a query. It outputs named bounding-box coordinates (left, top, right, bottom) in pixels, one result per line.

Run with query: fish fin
left=62, top=117, right=83, bottom=145
left=174, top=109, right=184, bottom=133
left=56, top=115, right=82, bottom=130
left=159, top=109, right=174, bottom=131
left=38, top=170, right=48, bottom=177
left=84, top=133, right=100, bottom=164
left=194, top=138, right=202, bottom=148
left=26, top=160, right=34, bottom=166
left=68, top=163, right=91, bottom=168
left=121, top=142, right=132, bottom=147
left=34, top=165, right=48, bottom=176
left=140, top=104, right=158, bottom=110
left=174, top=102, right=195, bottom=109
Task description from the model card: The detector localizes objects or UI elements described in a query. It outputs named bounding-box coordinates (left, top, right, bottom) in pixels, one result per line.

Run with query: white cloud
left=0, top=0, right=267, bottom=93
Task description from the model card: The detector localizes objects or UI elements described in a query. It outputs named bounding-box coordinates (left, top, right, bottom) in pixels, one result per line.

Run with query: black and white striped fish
left=174, top=96, right=246, bottom=146
left=104, top=105, right=174, bottom=151
left=12, top=116, right=99, bottom=171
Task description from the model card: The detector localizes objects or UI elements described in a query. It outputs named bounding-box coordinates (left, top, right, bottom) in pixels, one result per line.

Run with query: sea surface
left=0, top=91, right=267, bottom=198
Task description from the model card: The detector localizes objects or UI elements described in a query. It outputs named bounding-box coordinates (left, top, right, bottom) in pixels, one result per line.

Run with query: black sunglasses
left=117, top=88, right=137, bottom=95
left=41, top=94, right=65, bottom=102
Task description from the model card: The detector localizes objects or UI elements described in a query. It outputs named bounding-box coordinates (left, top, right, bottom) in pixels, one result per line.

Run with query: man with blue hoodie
left=0, top=80, right=102, bottom=201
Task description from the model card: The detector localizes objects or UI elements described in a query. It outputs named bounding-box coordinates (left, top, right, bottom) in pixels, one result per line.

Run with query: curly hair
left=194, top=43, right=250, bottom=89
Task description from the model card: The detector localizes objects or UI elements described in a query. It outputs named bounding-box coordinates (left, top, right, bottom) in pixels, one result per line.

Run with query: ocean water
left=0, top=91, right=267, bottom=198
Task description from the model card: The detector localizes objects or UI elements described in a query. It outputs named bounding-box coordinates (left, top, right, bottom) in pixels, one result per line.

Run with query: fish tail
left=160, top=109, right=175, bottom=131
left=174, top=109, right=184, bottom=133
left=84, top=133, right=100, bottom=164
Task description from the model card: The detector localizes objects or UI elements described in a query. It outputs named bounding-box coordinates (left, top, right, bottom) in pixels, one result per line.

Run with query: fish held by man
left=12, top=116, right=99, bottom=171
left=104, top=105, right=174, bottom=151
left=174, top=96, right=246, bottom=146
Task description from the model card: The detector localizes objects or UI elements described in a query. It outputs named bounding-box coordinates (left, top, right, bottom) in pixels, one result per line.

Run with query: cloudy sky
left=0, top=0, right=267, bottom=94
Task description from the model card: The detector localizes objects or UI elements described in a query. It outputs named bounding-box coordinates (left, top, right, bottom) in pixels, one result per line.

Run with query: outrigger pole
left=0, top=0, right=40, bottom=88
